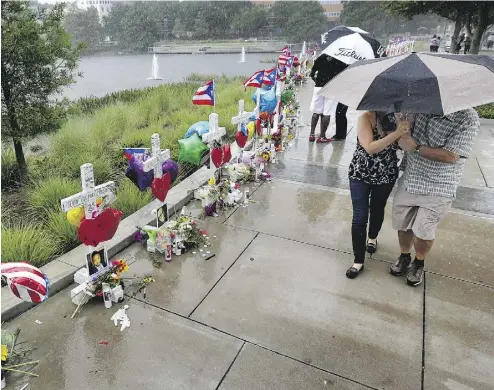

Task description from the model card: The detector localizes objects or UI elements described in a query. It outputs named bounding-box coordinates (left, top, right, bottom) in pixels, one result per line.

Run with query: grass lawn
left=1, top=76, right=254, bottom=267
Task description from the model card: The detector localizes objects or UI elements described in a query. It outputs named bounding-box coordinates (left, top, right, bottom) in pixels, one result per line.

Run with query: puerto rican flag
left=262, top=67, right=276, bottom=86
left=281, top=45, right=291, bottom=56
left=244, top=70, right=264, bottom=88
left=192, top=79, right=215, bottom=106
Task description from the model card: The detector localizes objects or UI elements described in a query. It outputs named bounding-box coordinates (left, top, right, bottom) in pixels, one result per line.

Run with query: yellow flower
left=1, top=344, right=8, bottom=361
left=208, top=177, right=216, bottom=186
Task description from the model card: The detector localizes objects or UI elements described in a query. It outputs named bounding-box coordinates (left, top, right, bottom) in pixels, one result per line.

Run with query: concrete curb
left=2, top=140, right=249, bottom=322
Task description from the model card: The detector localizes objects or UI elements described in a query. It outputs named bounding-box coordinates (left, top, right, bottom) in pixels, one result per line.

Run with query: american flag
left=244, top=70, right=264, bottom=88
left=262, top=67, right=276, bottom=85
left=1, top=262, right=49, bottom=303
left=192, top=80, right=215, bottom=106
left=281, top=45, right=291, bottom=56
left=278, top=54, right=291, bottom=66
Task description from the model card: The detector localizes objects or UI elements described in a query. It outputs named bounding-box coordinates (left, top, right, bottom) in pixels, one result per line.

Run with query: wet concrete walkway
left=5, top=85, right=494, bottom=390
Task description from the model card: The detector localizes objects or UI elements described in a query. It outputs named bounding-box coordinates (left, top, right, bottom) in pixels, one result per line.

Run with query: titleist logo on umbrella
left=335, top=48, right=365, bottom=61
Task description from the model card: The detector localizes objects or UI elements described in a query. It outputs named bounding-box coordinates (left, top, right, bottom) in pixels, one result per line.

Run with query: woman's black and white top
left=348, top=126, right=399, bottom=185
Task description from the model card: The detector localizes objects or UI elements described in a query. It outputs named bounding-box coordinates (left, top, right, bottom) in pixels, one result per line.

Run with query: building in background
left=76, top=0, right=112, bottom=20
left=320, top=0, right=343, bottom=21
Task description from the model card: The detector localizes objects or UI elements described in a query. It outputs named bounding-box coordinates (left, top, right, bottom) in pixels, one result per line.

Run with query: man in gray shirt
left=390, top=109, right=480, bottom=286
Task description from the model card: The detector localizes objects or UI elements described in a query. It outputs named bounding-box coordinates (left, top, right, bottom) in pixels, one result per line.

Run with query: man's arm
left=417, top=146, right=459, bottom=164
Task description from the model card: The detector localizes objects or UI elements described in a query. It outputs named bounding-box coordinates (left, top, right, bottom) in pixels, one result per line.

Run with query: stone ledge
left=2, top=140, right=246, bottom=322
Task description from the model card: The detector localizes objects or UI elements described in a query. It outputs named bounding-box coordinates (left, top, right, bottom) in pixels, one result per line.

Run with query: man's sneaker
left=309, top=134, right=316, bottom=142
left=406, top=262, right=424, bottom=287
left=316, top=136, right=332, bottom=143
left=390, top=254, right=411, bottom=276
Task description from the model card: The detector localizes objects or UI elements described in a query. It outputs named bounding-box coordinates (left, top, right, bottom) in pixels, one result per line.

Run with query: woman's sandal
left=366, top=240, right=377, bottom=254
left=346, top=264, right=364, bottom=279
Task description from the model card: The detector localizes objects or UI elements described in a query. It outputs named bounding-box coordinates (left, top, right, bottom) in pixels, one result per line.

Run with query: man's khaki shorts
left=392, top=183, right=452, bottom=241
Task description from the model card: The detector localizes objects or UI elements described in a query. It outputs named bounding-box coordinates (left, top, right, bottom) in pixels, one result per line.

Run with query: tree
left=270, top=1, right=328, bottom=42
left=231, top=6, right=268, bottom=38
left=341, top=1, right=444, bottom=38
left=64, top=7, right=104, bottom=53
left=386, top=1, right=494, bottom=54
left=1, top=1, right=83, bottom=174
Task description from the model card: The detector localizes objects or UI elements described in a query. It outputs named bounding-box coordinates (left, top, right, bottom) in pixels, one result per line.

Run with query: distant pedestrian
left=464, top=35, right=472, bottom=54
left=455, top=33, right=465, bottom=54
left=437, top=36, right=441, bottom=51
left=345, top=111, right=405, bottom=279
left=309, top=54, right=347, bottom=143
left=390, top=109, right=480, bottom=287
left=430, top=34, right=439, bottom=52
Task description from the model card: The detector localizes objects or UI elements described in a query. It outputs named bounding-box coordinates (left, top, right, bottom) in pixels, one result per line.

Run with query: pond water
left=63, top=53, right=276, bottom=100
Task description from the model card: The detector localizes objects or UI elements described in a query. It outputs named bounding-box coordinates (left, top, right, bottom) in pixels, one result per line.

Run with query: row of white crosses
left=202, top=112, right=226, bottom=171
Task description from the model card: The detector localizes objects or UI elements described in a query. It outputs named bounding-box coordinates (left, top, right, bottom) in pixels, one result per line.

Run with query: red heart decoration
left=211, top=145, right=232, bottom=168
left=235, top=131, right=248, bottom=148
left=78, top=208, right=123, bottom=247
left=256, top=119, right=262, bottom=136
left=151, top=172, right=171, bottom=202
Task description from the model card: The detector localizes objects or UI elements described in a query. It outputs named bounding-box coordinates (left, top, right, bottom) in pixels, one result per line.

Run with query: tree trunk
left=465, top=13, right=473, bottom=36
left=471, top=3, right=489, bottom=54
left=451, top=12, right=463, bottom=53
left=12, top=138, right=27, bottom=172
left=1, top=61, right=27, bottom=174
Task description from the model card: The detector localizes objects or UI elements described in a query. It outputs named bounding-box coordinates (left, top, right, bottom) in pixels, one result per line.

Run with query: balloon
left=178, top=133, right=209, bottom=165
left=1, top=262, right=49, bottom=303
left=67, top=206, right=85, bottom=227
left=236, top=131, right=248, bottom=148
left=126, top=156, right=178, bottom=191
left=252, top=88, right=277, bottom=114
left=184, top=121, right=210, bottom=139
left=78, top=208, right=123, bottom=247
left=246, top=121, right=256, bottom=139
left=211, top=145, right=232, bottom=168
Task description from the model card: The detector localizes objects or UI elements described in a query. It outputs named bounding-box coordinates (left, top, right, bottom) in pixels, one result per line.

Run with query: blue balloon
left=252, top=88, right=277, bottom=114
left=240, top=123, right=248, bottom=136
left=184, top=121, right=210, bottom=139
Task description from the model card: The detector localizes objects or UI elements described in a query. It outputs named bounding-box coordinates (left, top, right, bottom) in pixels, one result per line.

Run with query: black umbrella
left=318, top=52, right=494, bottom=115
left=320, top=25, right=386, bottom=64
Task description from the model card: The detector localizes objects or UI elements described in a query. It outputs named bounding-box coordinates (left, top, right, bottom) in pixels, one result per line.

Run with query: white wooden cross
left=231, top=99, right=254, bottom=133
left=202, top=113, right=226, bottom=171
left=143, top=133, right=170, bottom=179
left=61, top=163, right=116, bottom=220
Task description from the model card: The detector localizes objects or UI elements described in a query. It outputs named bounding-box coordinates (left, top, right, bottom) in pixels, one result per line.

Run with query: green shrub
left=45, top=211, right=80, bottom=253
left=1, top=224, right=58, bottom=267
left=1, top=148, right=23, bottom=190
left=27, top=177, right=81, bottom=215
left=476, top=103, right=494, bottom=119
left=112, top=180, right=152, bottom=218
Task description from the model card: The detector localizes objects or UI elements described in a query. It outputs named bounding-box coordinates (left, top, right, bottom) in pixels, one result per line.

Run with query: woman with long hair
left=346, top=111, right=407, bottom=279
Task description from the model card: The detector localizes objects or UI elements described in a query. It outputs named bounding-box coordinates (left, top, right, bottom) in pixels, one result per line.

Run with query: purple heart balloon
left=126, top=155, right=178, bottom=191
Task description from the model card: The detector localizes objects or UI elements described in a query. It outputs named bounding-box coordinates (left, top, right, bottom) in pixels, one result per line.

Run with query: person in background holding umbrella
left=309, top=54, right=347, bottom=143
left=390, top=109, right=480, bottom=286
left=464, top=34, right=472, bottom=54
left=346, top=111, right=406, bottom=279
